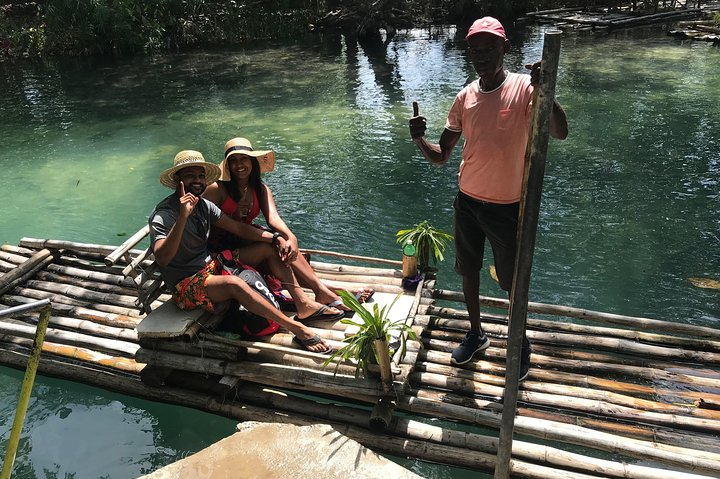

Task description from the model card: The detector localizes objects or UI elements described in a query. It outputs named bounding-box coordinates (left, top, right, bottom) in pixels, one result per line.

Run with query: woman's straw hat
left=159, top=150, right=222, bottom=189
left=219, top=137, right=276, bottom=180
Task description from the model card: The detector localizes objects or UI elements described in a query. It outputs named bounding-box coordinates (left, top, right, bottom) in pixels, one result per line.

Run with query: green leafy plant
left=396, top=220, right=454, bottom=270
left=324, top=290, right=418, bottom=381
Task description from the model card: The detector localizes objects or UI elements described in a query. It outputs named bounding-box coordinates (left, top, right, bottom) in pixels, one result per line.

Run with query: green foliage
left=713, top=12, right=720, bottom=27
left=323, top=291, right=418, bottom=378
left=1, top=0, right=325, bottom=57
left=396, top=220, right=453, bottom=270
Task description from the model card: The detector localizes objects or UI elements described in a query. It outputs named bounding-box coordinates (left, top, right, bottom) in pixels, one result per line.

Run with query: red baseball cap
left=465, top=17, right=507, bottom=41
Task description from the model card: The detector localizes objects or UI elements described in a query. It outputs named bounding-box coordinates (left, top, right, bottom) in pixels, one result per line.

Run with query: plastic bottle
left=402, top=240, right=417, bottom=278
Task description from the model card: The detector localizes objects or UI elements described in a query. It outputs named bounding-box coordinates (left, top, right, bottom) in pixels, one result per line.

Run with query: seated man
left=149, top=149, right=337, bottom=353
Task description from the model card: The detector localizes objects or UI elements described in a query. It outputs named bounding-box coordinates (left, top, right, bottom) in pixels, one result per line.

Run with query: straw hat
left=219, top=137, right=276, bottom=180
left=159, top=150, right=222, bottom=189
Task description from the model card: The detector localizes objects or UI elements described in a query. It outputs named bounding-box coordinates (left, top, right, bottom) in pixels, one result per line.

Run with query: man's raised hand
left=525, top=61, right=542, bottom=86
left=178, top=181, right=198, bottom=218
left=409, top=101, right=427, bottom=139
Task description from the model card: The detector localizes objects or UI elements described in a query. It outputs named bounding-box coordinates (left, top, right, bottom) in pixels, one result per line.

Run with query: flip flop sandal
left=297, top=305, right=345, bottom=323
left=293, top=334, right=334, bottom=354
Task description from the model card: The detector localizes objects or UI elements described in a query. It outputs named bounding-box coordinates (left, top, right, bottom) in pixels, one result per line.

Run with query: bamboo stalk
left=0, top=337, right=143, bottom=373
left=417, top=349, right=720, bottom=405
left=319, top=279, right=404, bottom=295
left=411, top=371, right=720, bottom=433
left=414, top=388, right=720, bottom=457
left=135, top=347, right=384, bottom=401
left=36, top=271, right=138, bottom=297
left=402, top=391, right=720, bottom=475
left=2, top=294, right=142, bottom=326
left=227, top=383, right=712, bottom=479
left=310, top=261, right=402, bottom=277
left=3, top=343, right=718, bottom=478
left=21, top=279, right=139, bottom=309
left=423, top=337, right=720, bottom=389
left=0, top=319, right=139, bottom=357
left=416, top=361, right=720, bottom=420
left=3, top=308, right=138, bottom=342
left=432, top=289, right=720, bottom=340
left=300, top=249, right=401, bottom=266
left=104, top=225, right=150, bottom=266
left=45, top=263, right=138, bottom=288
left=19, top=238, right=145, bottom=259
left=427, top=306, right=720, bottom=353
left=0, top=249, right=59, bottom=296
left=425, top=325, right=720, bottom=365
left=122, top=247, right=154, bottom=278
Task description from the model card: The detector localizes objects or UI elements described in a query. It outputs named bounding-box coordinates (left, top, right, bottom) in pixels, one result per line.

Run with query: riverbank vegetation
left=0, top=1, right=691, bottom=58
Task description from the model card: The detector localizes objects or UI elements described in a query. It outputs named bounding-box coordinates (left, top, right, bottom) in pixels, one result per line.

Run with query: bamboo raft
left=668, top=19, right=720, bottom=42
left=2, top=236, right=720, bottom=478
left=523, top=5, right=706, bottom=32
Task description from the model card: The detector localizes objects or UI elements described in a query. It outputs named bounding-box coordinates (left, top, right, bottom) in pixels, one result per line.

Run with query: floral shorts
left=172, top=250, right=247, bottom=313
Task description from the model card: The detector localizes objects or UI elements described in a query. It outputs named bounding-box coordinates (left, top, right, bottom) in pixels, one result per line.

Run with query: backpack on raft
left=217, top=251, right=281, bottom=338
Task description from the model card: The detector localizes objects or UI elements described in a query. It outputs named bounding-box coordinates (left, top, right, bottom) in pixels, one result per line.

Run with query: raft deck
left=1, top=237, right=720, bottom=478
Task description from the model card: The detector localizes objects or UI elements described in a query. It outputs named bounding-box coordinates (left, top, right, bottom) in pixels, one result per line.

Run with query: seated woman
left=204, top=137, right=372, bottom=321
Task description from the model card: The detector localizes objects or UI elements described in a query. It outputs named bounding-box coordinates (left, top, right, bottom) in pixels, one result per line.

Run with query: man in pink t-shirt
left=409, top=17, right=568, bottom=378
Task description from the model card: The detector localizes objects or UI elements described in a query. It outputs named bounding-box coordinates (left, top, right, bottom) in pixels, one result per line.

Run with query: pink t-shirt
left=445, top=72, right=533, bottom=204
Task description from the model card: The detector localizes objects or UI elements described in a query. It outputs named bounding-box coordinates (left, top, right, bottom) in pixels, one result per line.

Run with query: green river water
left=0, top=25, right=719, bottom=478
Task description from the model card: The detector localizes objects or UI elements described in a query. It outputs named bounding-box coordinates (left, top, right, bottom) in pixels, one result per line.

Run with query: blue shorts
left=453, top=191, right=519, bottom=292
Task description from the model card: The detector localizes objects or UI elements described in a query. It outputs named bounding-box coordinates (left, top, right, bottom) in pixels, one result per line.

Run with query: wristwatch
left=271, top=232, right=281, bottom=246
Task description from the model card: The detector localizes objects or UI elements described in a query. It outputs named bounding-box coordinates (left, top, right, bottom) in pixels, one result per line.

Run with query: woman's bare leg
left=205, top=274, right=331, bottom=352
left=230, top=243, right=342, bottom=319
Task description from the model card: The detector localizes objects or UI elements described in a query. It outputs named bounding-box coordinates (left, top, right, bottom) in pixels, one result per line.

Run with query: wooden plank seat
left=103, top=225, right=218, bottom=341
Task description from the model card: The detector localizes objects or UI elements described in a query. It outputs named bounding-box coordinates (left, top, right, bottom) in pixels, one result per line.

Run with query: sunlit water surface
left=0, top=25, right=718, bottom=478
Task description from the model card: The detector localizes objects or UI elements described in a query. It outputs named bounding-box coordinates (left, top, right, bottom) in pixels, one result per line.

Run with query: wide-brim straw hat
left=159, top=150, right=222, bottom=189
left=219, top=137, right=276, bottom=180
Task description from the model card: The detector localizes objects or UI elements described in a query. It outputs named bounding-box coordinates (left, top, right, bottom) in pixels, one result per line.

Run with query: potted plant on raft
left=323, top=290, right=418, bottom=392
left=396, top=220, right=454, bottom=272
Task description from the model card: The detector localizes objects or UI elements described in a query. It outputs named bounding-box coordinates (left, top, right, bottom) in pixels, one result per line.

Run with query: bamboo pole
left=415, top=361, right=720, bottom=420
left=417, top=349, right=720, bottom=404
left=2, top=308, right=138, bottom=342
left=310, top=261, right=402, bottom=277
left=3, top=342, right=719, bottom=478
left=415, top=387, right=720, bottom=454
left=319, top=279, right=404, bottom=295
left=19, top=238, right=145, bottom=259
left=412, top=371, right=720, bottom=433
left=0, top=249, right=59, bottom=296
left=313, top=271, right=404, bottom=286
left=423, top=337, right=720, bottom=390
left=36, top=270, right=138, bottom=297
left=300, top=248, right=401, bottom=266
left=505, top=33, right=558, bottom=468
left=0, top=300, right=51, bottom=479
left=134, top=348, right=385, bottom=401
left=402, top=391, right=720, bottom=476
left=2, top=294, right=142, bottom=327
left=0, top=319, right=139, bottom=357
left=19, top=280, right=139, bottom=309
left=425, top=325, right=720, bottom=365
left=0, top=336, right=144, bottom=373
left=104, top=225, right=150, bottom=266
left=426, top=306, right=720, bottom=352
left=432, top=289, right=720, bottom=340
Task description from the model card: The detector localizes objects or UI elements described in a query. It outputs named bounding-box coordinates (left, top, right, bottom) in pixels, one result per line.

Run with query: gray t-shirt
left=148, top=193, right=223, bottom=288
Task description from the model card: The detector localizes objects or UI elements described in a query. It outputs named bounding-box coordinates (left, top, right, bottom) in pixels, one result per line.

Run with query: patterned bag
left=217, top=251, right=280, bottom=337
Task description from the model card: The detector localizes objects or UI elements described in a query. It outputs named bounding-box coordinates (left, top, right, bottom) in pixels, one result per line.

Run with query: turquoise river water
left=0, top=24, right=719, bottom=478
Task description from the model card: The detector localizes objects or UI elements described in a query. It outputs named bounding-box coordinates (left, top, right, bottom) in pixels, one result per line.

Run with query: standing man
left=149, top=150, right=340, bottom=353
left=409, top=17, right=568, bottom=379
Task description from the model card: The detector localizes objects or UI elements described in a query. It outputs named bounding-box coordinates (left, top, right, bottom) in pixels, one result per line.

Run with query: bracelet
left=271, top=232, right=280, bottom=246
